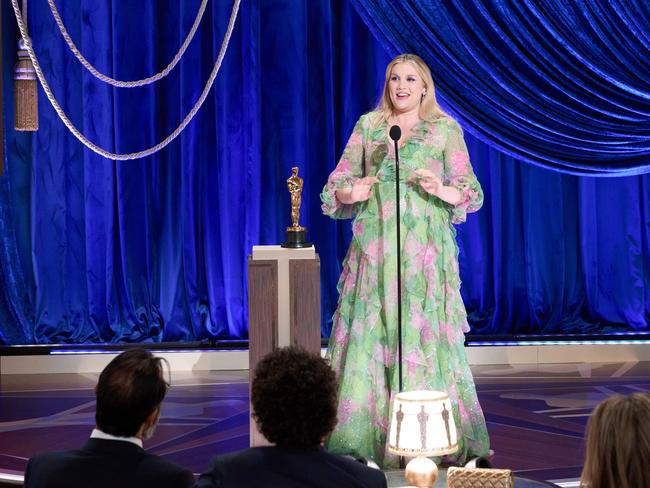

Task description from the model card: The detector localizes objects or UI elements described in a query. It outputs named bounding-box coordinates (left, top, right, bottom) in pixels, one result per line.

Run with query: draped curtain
left=1, top=0, right=649, bottom=345
left=352, top=0, right=650, bottom=175
left=0, top=0, right=389, bottom=344
left=349, top=0, right=650, bottom=334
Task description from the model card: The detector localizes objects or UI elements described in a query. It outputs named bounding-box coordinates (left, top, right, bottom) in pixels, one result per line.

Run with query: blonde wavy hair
left=580, top=393, right=650, bottom=488
left=374, top=53, right=448, bottom=126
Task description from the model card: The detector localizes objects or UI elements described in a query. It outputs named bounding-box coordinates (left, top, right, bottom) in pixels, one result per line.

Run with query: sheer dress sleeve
left=442, top=119, right=483, bottom=224
left=321, top=116, right=366, bottom=220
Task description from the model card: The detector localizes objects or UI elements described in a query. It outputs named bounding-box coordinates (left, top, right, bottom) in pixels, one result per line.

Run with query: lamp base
left=405, top=456, right=438, bottom=488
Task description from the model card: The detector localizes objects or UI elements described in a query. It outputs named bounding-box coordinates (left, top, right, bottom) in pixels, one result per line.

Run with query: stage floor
left=2, top=361, right=650, bottom=485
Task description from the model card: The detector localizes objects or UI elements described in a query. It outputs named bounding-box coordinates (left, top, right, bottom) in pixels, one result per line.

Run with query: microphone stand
left=389, top=125, right=405, bottom=470
left=389, top=125, right=403, bottom=395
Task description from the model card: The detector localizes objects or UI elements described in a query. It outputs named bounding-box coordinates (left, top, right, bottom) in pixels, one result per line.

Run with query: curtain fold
left=457, top=134, right=650, bottom=334
left=350, top=0, right=650, bottom=175
left=348, top=0, right=650, bottom=333
left=0, top=0, right=390, bottom=343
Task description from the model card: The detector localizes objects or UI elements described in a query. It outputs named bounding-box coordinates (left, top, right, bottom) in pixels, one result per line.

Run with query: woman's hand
left=336, top=176, right=379, bottom=204
left=351, top=177, right=379, bottom=202
left=413, top=169, right=442, bottom=196
left=412, top=169, right=462, bottom=205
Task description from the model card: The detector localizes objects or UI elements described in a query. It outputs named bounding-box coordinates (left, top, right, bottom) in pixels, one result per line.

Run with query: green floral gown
left=321, top=111, right=490, bottom=467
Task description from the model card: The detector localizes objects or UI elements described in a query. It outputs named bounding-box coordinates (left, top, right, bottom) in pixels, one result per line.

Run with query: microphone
left=389, top=125, right=401, bottom=142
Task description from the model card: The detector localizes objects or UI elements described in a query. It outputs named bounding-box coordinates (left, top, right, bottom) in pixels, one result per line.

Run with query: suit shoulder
left=195, top=449, right=262, bottom=488
left=27, top=449, right=86, bottom=469
left=322, top=451, right=387, bottom=487
left=138, top=453, right=194, bottom=486
left=208, top=447, right=264, bottom=471
left=25, top=450, right=88, bottom=488
left=140, top=451, right=192, bottom=473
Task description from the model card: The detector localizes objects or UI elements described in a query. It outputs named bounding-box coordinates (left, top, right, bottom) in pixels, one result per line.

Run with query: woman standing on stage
left=321, top=54, right=489, bottom=467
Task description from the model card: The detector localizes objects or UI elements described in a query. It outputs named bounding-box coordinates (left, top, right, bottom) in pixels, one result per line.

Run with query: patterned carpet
left=1, top=360, right=649, bottom=484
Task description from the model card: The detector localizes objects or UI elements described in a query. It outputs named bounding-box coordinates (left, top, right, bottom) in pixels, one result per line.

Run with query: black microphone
left=389, top=125, right=401, bottom=142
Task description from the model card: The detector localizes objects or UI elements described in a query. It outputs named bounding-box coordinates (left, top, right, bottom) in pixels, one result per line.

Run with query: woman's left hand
left=413, top=169, right=442, bottom=196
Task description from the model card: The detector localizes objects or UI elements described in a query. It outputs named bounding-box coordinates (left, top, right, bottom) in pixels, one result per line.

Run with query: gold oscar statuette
left=281, top=166, right=312, bottom=248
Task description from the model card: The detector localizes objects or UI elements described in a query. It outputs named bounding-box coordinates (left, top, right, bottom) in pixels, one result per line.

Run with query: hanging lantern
left=14, top=39, right=38, bottom=131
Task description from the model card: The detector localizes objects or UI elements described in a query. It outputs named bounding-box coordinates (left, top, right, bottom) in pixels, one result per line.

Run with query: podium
left=247, top=245, right=321, bottom=446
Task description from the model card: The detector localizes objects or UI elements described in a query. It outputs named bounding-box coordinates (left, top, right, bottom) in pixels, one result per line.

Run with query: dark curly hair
left=251, top=346, right=338, bottom=447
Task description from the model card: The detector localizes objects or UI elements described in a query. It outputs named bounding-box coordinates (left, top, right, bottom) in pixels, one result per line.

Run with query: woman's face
left=388, top=62, right=426, bottom=115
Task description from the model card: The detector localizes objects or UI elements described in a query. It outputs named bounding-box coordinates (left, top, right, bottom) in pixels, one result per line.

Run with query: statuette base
left=282, top=228, right=312, bottom=248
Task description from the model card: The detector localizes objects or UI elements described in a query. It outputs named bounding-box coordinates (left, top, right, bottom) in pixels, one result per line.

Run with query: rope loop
left=47, top=0, right=209, bottom=88
left=10, top=0, right=242, bottom=160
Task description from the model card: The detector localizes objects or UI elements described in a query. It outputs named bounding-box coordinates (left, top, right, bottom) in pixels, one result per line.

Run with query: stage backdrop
left=0, top=0, right=648, bottom=344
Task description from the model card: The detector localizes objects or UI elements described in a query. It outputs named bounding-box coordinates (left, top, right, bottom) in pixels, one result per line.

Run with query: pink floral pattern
left=449, top=150, right=470, bottom=173
left=322, top=111, right=488, bottom=467
left=338, top=398, right=361, bottom=425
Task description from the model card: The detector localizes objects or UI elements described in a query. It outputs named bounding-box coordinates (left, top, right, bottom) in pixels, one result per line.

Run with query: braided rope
left=47, top=0, right=208, bottom=88
left=10, top=0, right=241, bottom=160
left=22, top=0, right=27, bottom=30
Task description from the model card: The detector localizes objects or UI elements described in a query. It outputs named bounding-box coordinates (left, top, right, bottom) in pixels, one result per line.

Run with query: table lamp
left=387, top=390, right=458, bottom=488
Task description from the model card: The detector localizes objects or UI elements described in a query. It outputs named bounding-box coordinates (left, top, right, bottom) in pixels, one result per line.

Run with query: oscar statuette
left=282, top=166, right=312, bottom=248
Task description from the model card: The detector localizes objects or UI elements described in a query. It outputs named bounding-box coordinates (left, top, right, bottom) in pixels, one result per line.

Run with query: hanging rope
left=47, top=0, right=209, bottom=88
left=10, top=0, right=241, bottom=160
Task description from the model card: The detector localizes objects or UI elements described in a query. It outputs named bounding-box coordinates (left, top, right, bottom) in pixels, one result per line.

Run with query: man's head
left=251, top=346, right=338, bottom=448
left=95, top=348, right=169, bottom=439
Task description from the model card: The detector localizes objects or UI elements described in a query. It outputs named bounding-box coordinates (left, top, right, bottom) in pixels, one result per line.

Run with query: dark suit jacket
left=24, top=438, right=194, bottom=488
left=194, top=446, right=387, bottom=488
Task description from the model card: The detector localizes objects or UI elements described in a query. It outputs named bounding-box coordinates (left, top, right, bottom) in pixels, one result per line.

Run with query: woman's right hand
left=351, top=177, right=379, bottom=202
left=336, top=177, right=379, bottom=204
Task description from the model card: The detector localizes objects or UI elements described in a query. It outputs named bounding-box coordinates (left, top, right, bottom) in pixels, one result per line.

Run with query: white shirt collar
left=90, top=428, right=143, bottom=448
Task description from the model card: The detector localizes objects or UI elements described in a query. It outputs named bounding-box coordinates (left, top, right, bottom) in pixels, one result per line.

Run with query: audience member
left=25, top=348, right=194, bottom=488
left=195, top=346, right=387, bottom=488
left=580, top=392, right=650, bottom=488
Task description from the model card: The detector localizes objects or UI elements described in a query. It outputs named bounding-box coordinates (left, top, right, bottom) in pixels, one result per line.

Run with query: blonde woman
left=581, top=393, right=650, bottom=488
left=321, top=54, right=489, bottom=467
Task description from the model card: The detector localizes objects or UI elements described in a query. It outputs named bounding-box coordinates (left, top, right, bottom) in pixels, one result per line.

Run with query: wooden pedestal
left=247, top=245, right=321, bottom=446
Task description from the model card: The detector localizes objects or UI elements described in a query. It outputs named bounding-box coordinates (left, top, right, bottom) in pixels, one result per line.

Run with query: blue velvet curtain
left=0, top=0, right=389, bottom=344
left=352, top=0, right=650, bottom=175
left=347, top=0, right=650, bottom=334
left=1, top=0, right=649, bottom=345
left=457, top=142, right=650, bottom=334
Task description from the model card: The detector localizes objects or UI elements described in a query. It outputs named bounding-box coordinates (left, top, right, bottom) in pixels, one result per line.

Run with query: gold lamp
left=387, top=390, right=458, bottom=488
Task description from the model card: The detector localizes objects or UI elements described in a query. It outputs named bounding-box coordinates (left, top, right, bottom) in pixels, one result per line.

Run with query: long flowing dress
left=321, top=111, right=490, bottom=467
